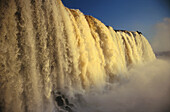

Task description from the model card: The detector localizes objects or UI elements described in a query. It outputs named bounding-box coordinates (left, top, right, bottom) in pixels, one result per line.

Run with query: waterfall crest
left=0, top=0, right=155, bottom=111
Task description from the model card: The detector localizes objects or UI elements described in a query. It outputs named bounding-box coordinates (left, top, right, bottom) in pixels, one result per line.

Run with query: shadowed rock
left=65, top=106, right=73, bottom=112
left=53, top=91, right=74, bottom=112
left=136, top=31, right=142, bottom=34
left=55, top=96, right=64, bottom=106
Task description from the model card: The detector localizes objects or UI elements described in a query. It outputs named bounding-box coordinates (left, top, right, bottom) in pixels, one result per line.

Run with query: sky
left=62, top=0, right=170, bottom=40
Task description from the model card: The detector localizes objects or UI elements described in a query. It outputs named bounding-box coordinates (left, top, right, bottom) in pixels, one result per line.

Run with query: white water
left=0, top=0, right=158, bottom=112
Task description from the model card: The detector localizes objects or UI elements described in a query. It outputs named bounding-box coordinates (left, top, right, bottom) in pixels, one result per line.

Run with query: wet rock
left=53, top=91, right=74, bottom=112
left=65, top=98, right=69, bottom=105
left=65, top=106, right=72, bottom=112
left=55, top=96, right=64, bottom=106
left=136, top=31, right=142, bottom=34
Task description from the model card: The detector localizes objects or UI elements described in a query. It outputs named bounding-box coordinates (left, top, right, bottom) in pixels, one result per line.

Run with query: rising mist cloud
left=76, top=59, right=170, bottom=112
left=151, top=18, right=170, bottom=52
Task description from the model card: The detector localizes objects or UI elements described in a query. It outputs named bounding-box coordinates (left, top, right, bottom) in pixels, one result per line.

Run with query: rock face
left=0, top=0, right=155, bottom=112
left=53, top=91, right=74, bottom=112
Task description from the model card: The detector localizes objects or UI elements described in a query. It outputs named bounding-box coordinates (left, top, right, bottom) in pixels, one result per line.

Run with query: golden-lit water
left=0, top=0, right=155, bottom=112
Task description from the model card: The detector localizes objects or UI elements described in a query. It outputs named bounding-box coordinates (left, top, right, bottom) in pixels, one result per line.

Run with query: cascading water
left=0, top=0, right=156, bottom=112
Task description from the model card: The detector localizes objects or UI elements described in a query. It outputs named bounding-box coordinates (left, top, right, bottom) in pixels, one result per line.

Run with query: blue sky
left=62, top=0, right=170, bottom=40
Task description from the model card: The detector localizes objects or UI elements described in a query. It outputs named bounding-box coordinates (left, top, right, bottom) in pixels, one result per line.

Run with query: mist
left=76, top=59, right=170, bottom=112
left=151, top=18, right=170, bottom=52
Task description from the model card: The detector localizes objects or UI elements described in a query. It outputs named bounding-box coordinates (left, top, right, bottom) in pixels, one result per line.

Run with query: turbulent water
left=0, top=0, right=157, bottom=112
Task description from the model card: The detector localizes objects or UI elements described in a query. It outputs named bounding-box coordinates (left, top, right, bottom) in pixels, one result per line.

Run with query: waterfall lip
left=115, top=30, right=142, bottom=34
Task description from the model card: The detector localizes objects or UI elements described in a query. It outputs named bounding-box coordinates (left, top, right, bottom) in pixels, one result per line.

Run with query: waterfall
left=0, top=0, right=155, bottom=112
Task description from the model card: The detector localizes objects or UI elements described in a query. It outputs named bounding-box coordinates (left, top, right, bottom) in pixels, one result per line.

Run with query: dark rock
left=57, top=91, right=61, bottom=95
left=0, top=106, right=2, bottom=112
left=53, top=91, right=75, bottom=111
left=105, top=25, right=109, bottom=28
left=65, top=106, right=72, bottom=112
left=136, top=31, right=142, bottom=34
left=62, top=95, right=65, bottom=98
left=65, top=98, right=69, bottom=105
left=55, top=96, right=64, bottom=106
